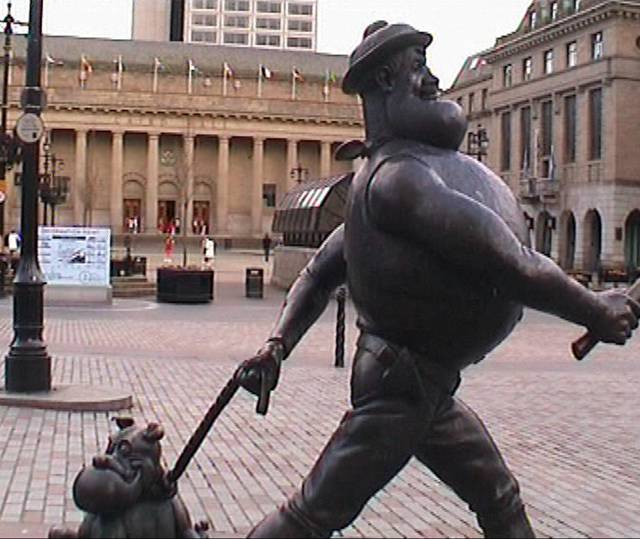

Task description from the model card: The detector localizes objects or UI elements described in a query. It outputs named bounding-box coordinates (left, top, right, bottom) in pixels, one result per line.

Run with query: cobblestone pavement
left=0, top=253, right=637, bottom=537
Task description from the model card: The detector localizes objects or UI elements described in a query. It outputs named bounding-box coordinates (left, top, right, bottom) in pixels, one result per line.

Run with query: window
left=223, top=32, right=248, bottom=44
left=541, top=100, right=554, bottom=177
left=523, top=57, right=532, bottom=81
left=551, top=1, right=558, bottom=20
left=256, top=34, right=280, bottom=46
left=263, top=184, right=276, bottom=208
left=193, top=0, right=216, bottom=8
left=224, top=15, right=249, bottom=27
left=288, top=19, right=313, bottom=32
left=529, top=11, right=537, bottom=29
left=468, top=92, right=474, bottom=114
left=501, top=112, right=512, bottom=171
left=592, top=32, right=604, bottom=60
left=256, top=1, right=281, bottom=13
left=566, top=41, right=577, bottom=67
left=543, top=50, right=554, bottom=74
left=589, top=88, right=603, bottom=160
left=256, top=17, right=281, bottom=30
left=192, top=13, right=217, bottom=26
left=224, top=0, right=249, bottom=11
left=481, top=88, right=488, bottom=110
left=288, top=2, right=313, bottom=16
left=503, top=64, right=513, bottom=87
left=192, top=30, right=217, bottom=42
left=520, top=106, right=532, bottom=172
left=287, top=36, right=312, bottom=48
left=564, top=95, right=577, bottom=163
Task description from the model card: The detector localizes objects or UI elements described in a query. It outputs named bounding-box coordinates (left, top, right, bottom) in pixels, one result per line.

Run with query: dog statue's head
left=73, top=417, right=171, bottom=515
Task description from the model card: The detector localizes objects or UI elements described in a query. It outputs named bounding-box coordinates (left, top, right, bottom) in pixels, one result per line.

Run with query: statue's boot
left=247, top=500, right=330, bottom=539
left=478, top=503, right=536, bottom=539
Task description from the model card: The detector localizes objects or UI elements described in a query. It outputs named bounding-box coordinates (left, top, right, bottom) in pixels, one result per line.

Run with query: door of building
left=158, top=200, right=177, bottom=233
left=192, top=201, right=210, bottom=234
left=123, top=198, right=142, bottom=233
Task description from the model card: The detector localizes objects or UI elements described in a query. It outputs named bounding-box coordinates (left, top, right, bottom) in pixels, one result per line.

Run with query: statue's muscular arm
left=368, top=158, right=639, bottom=344
left=269, top=224, right=347, bottom=358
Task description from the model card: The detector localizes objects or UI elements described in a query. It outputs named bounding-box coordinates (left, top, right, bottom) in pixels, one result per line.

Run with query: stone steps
left=111, top=276, right=156, bottom=298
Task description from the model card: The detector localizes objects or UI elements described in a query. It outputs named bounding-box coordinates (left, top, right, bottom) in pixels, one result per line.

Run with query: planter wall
left=156, top=268, right=214, bottom=303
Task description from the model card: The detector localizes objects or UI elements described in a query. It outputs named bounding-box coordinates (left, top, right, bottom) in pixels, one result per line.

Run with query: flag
left=153, top=57, right=166, bottom=93
left=257, top=64, right=272, bottom=97
left=222, top=62, right=234, bottom=96
left=292, top=67, right=304, bottom=82
left=548, top=144, right=556, bottom=181
left=43, top=53, right=63, bottom=88
left=291, top=67, right=304, bottom=99
left=260, top=64, right=272, bottom=80
left=112, top=55, right=124, bottom=90
left=323, top=69, right=337, bottom=101
left=79, top=54, right=93, bottom=88
left=188, top=59, right=202, bottom=94
left=522, top=143, right=530, bottom=179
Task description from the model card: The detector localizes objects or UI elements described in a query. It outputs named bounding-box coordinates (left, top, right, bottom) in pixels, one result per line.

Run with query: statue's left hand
left=236, top=340, right=284, bottom=413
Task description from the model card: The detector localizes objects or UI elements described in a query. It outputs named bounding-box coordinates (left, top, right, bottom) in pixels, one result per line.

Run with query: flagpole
left=188, top=61, right=193, bottom=95
left=257, top=65, right=262, bottom=98
left=43, top=57, right=49, bottom=88
left=117, top=55, right=123, bottom=91
left=291, top=71, right=296, bottom=100
left=323, top=71, right=329, bottom=103
left=153, top=59, right=158, bottom=93
left=223, top=63, right=228, bottom=96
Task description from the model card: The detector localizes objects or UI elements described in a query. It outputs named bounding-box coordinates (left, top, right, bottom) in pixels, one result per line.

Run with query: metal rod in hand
left=166, top=373, right=240, bottom=484
left=334, top=286, right=346, bottom=368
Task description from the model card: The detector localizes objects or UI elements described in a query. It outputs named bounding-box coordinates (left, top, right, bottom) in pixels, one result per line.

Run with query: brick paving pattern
left=0, top=252, right=636, bottom=537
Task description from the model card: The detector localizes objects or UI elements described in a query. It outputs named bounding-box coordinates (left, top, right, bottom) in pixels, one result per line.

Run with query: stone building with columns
left=446, top=0, right=640, bottom=276
left=3, top=34, right=361, bottom=244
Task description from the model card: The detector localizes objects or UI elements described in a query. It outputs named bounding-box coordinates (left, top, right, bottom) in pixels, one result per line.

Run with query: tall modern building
left=132, top=0, right=318, bottom=51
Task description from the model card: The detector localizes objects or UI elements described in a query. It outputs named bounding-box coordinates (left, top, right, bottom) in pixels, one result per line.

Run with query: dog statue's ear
left=143, top=423, right=165, bottom=442
left=114, top=417, right=135, bottom=430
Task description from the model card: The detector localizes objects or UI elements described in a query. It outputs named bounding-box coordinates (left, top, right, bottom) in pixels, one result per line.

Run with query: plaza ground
left=0, top=250, right=637, bottom=538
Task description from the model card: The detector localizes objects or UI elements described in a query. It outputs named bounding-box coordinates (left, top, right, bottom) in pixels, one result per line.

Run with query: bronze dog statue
left=49, top=417, right=209, bottom=539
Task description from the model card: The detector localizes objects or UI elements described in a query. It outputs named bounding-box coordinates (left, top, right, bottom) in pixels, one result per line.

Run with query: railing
left=518, top=175, right=560, bottom=203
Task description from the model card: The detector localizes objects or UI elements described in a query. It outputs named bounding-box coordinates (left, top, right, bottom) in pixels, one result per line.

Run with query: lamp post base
left=5, top=350, right=51, bottom=392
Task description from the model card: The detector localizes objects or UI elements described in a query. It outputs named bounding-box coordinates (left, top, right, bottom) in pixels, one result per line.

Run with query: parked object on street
left=48, top=418, right=209, bottom=539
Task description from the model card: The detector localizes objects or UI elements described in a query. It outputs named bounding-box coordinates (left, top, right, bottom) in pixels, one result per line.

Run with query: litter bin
left=245, top=267, right=264, bottom=298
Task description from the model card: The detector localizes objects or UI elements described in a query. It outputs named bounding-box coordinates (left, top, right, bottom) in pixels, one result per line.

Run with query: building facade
left=446, top=0, right=640, bottom=274
left=3, top=35, right=361, bottom=241
left=132, top=0, right=318, bottom=51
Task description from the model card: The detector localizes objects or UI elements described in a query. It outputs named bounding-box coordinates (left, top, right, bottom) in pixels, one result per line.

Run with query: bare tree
left=170, top=141, right=195, bottom=267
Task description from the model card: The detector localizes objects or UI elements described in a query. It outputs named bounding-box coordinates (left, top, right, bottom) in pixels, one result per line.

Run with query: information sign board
left=38, top=227, right=110, bottom=287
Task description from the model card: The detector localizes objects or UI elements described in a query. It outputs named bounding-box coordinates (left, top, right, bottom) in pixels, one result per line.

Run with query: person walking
left=262, top=233, right=272, bottom=262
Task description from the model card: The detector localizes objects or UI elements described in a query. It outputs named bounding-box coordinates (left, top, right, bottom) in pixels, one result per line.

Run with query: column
left=216, top=136, right=230, bottom=234
left=320, top=141, right=332, bottom=178
left=110, top=131, right=124, bottom=234
left=146, top=134, right=159, bottom=233
left=251, top=137, right=265, bottom=234
left=73, top=129, right=87, bottom=225
left=286, top=138, right=298, bottom=191
left=184, top=135, right=195, bottom=234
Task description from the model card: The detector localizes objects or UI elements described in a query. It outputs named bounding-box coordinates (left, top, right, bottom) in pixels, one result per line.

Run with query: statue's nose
left=92, top=455, right=110, bottom=469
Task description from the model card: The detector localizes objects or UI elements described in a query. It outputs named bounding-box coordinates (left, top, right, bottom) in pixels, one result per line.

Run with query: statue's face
left=384, top=46, right=467, bottom=150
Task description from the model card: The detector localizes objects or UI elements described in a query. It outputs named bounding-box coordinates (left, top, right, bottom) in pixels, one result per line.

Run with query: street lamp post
left=466, top=125, right=489, bottom=163
left=0, top=2, right=26, bottom=241
left=5, top=0, right=50, bottom=392
left=290, top=164, right=308, bottom=184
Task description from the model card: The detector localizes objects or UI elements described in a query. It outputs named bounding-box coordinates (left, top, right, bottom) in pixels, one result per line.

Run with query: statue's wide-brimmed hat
left=342, top=21, right=433, bottom=95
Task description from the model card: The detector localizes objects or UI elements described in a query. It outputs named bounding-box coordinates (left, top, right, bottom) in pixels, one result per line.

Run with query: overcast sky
left=8, top=0, right=532, bottom=89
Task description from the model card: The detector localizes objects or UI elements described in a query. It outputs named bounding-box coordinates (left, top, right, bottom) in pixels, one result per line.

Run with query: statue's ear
left=114, top=417, right=135, bottom=430
left=375, top=66, right=394, bottom=93
left=143, top=423, right=165, bottom=442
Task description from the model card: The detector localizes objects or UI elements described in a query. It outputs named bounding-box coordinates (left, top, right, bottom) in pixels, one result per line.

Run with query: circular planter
left=156, top=267, right=214, bottom=303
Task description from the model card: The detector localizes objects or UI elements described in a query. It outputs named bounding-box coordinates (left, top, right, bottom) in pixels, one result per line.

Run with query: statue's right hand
left=236, top=339, right=284, bottom=398
left=590, top=289, right=640, bottom=345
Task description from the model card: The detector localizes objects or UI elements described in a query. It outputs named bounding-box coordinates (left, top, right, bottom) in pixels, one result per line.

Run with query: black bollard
left=334, top=286, right=346, bottom=368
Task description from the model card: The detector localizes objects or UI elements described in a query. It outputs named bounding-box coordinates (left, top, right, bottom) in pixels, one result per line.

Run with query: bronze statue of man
left=238, top=21, right=640, bottom=538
